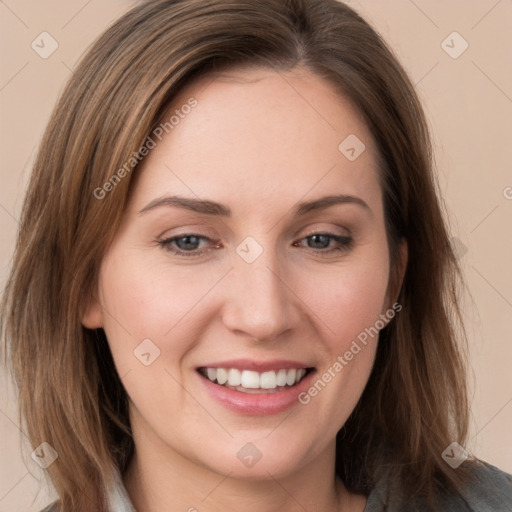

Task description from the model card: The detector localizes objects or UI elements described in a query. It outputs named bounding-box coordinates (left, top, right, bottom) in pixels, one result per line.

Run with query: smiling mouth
left=198, top=367, right=313, bottom=394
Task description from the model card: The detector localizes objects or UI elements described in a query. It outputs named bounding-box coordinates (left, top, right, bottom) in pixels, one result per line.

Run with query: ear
left=81, top=293, right=104, bottom=329
left=385, top=238, right=408, bottom=309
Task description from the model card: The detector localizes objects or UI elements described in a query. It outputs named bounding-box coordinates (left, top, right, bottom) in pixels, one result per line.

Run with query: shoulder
left=39, top=504, right=59, bottom=512
left=365, top=460, right=512, bottom=512
left=455, top=460, right=512, bottom=511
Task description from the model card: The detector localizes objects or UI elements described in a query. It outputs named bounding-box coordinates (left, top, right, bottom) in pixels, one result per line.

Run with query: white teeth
left=227, top=368, right=241, bottom=386
left=260, top=371, right=276, bottom=389
left=202, top=367, right=309, bottom=390
left=286, top=369, right=297, bottom=386
left=276, top=369, right=287, bottom=387
left=216, top=368, right=228, bottom=385
left=241, top=370, right=260, bottom=389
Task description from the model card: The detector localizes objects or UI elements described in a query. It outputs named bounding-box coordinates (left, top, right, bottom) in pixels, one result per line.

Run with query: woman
left=1, top=0, right=511, bottom=510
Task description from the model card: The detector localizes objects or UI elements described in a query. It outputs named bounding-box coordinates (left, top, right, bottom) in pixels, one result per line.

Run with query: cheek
left=291, top=250, right=389, bottom=424
left=95, top=255, right=226, bottom=435
left=96, top=251, right=226, bottom=374
left=297, top=255, right=390, bottom=351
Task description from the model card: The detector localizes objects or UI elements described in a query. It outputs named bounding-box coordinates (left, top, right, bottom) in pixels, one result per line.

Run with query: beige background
left=0, top=0, right=511, bottom=510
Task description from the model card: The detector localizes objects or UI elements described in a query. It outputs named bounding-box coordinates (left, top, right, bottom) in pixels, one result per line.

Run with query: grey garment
left=364, top=461, right=512, bottom=511
left=40, top=460, right=512, bottom=512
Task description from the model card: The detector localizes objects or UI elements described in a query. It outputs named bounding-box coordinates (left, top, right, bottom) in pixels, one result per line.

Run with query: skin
left=83, top=66, right=406, bottom=512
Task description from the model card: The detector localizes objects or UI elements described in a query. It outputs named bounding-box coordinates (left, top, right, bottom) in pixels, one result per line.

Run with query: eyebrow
left=295, top=194, right=371, bottom=215
left=139, top=196, right=231, bottom=216
left=138, top=194, right=370, bottom=217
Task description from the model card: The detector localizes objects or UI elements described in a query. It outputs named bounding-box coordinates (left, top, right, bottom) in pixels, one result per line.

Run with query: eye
left=293, top=233, right=353, bottom=254
left=158, top=234, right=221, bottom=257
left=158, top=232, right=352, bottom=258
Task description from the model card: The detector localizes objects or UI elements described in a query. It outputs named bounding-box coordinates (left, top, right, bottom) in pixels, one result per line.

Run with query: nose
left=220, top=252, right=301, bottom=342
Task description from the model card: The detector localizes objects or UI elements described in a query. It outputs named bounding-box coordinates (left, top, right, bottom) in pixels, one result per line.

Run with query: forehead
left=131, top=66, right=382, bottom=214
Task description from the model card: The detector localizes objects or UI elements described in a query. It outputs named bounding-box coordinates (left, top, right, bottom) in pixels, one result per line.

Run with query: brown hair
left=1, top=0, right=471, bottom=509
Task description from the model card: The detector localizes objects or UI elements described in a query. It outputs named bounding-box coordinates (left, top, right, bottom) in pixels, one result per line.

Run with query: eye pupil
left=308, top=234, right=330, bottom=249
left=176, top=235, right=200, bottom=250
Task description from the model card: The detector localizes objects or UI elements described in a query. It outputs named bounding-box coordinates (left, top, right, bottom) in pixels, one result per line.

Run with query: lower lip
left=198, top=370, right=316, bottom=416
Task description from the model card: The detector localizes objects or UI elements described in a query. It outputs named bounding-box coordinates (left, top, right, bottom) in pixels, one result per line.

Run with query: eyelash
left=157, top=232, right=353, bottom=258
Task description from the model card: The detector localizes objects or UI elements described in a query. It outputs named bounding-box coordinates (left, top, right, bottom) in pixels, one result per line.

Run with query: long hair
left=1, top=0, right=470, bottom=509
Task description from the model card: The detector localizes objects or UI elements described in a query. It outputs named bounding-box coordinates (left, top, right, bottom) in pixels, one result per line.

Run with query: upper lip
left=197, top=359, right=314, bottom=372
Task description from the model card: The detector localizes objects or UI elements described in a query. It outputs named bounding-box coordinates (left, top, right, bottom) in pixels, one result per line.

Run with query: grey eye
left=307, top=234, right=332, bottom=249
left=174, top=235, right=202, bottom=250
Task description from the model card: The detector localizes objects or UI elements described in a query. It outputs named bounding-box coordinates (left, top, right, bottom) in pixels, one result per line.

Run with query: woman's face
left=83, top=67, right=401, bottom=480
